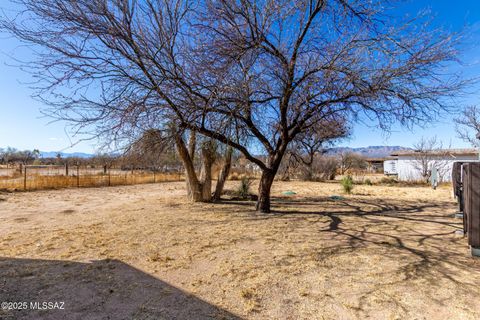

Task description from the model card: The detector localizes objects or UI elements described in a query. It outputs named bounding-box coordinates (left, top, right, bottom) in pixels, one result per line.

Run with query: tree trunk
left=213, top=146, right=233, bottom=201
left=256, top=170, right=275, bottom=213
left=280, top=157, right=291, bottom=181
left=188, top=130, right=196, bottom=161
left=185, top=131, right=196, bottom=196
left=175, top=132, right=203, bottom=202
left=305, top=162, right=314, bottom=181
left=199, top=141, right=216, bottom=201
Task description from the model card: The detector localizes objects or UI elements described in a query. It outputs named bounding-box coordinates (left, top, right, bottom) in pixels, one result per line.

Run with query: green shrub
left=341, top=175, right=354, bottom=194
left=364, top=178, right=372, bottom=186
left=237, top=176, right=253, bottom=199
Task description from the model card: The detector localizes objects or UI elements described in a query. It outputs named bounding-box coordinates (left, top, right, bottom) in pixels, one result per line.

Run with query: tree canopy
left=1, top=0, right=468, bottom=211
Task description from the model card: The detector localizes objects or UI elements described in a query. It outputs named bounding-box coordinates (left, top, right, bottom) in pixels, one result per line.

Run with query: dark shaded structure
left=0, top=258, right=241, bottom=320
left=462, top=163, right=480, bottom=249
left=452, top=161, right=465, bottom=213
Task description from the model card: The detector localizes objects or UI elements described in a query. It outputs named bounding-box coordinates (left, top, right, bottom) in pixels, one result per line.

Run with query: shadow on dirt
left=217, top=194, right=478, bottom=318
left=0, top=257, right=241, bottom=320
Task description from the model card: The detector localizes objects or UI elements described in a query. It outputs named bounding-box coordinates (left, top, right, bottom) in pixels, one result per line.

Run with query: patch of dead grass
left=0, top=181, right=479, bottom=319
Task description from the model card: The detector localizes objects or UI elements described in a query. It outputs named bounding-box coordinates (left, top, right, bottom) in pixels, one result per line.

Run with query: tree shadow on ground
left=230, top=195, right=462, bottom=228
left=217, top=195, right=479, bottom=318
left=0, top=257, right=241, bottom=320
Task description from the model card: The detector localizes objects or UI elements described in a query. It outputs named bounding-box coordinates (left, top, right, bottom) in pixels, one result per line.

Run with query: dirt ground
left=1, top=180, right=479, bottom=319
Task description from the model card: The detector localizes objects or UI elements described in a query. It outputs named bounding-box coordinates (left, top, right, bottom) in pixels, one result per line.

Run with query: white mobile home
left=389, top=149, right=479, bottom=182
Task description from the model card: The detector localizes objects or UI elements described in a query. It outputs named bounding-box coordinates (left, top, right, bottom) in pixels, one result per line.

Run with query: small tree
left=313, top=156, right=339, bottom=181
left=455, top=105, right=480, bottom=147
left=410, top=136, right=451, bottom=182
left=340, top=153, right=368, bottom=174
left=287, top=116, right=349, bottom=181
left=125, top=129, right=175, bottom=170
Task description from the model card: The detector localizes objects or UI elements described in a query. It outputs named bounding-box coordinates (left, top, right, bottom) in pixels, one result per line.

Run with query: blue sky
left=0, top=0, right=480, bottom=153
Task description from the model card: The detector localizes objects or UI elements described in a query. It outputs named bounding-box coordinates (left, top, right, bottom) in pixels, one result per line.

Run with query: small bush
left=380, top=176, right=398, bottom=185
left=237, top=176, right=253, bottom=199
left=364, top=178, right=372, bottom=186
left=228, top=172, right=240, bottom=180
left=341, top=175, right=354, bottom=194
left=295, top=156, right=339, bottom=181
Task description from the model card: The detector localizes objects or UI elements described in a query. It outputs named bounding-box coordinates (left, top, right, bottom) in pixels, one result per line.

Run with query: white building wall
left=396, top=155, right=478, bottom=182
left=383, top=160, right=398, bottom=175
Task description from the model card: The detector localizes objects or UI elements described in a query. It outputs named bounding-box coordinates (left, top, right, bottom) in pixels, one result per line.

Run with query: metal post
left=77, top=165, right=80, bottom=188
left=153, top=169, right=156, bottom=183
left=108, top=167, right=111, bottom=186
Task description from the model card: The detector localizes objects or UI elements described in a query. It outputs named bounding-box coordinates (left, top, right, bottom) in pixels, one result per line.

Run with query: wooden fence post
left=462, top=163, right=480, bottom=256
left=77, top=165, right=80, bottom=188
left=24, top=166, right=27, bottom=191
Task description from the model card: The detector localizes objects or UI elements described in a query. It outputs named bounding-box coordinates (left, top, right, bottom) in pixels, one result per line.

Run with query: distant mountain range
left=326, top=146, right=412, bottom=158
left=40, top=151, right=94, bottom=159
left=34, top=146, right=410, bottom=159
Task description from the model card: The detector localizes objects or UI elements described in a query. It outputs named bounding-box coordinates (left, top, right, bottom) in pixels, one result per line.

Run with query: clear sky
left=0, top=0, right=480, bottom=153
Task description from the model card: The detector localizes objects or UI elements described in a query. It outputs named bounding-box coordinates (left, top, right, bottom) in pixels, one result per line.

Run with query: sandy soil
left=0, top=180, right=479, bottom=319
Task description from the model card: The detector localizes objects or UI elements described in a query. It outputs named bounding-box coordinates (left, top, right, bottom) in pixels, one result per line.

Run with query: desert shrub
left=380, top=176, right=398, bottom=185
left=364, top=178, right=372, bottom=185
left=237, top=176, right=253, bottom=198
left=352, top=174, right=365, bottom=184
left=340, top=152, right=368, bottom=174
left=316, top=157, right=339, bottom=181
left=229, top=172, right=242, bottom=180
left=341, top=175, right=354, bottom=194
left=299, top=156, right=338, bottom=181
left=399, top=179, right=429, bottom=187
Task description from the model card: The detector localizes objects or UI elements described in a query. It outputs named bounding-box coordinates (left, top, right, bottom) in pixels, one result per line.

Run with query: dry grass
left=0, top=180, right=479, bottom=319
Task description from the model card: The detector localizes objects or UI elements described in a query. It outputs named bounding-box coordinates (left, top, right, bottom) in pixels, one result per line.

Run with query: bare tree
left=410, top=136, right=451, bottom=182
left=0, top=148, right=38, bottom=166
left=125, top=129, right=177, bottom=170
left=289, top=116, right=349, bottom=180
left=339, top=152, right=367, bottom=174
left=455, top=106, right=480, bottom=147
left=1, top=0, right=468, bottom=212
left=313, top=156, right=339, bottom=181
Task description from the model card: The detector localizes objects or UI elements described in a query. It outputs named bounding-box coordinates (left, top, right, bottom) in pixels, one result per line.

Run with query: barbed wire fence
left=0, top=164, right=183, bottom=191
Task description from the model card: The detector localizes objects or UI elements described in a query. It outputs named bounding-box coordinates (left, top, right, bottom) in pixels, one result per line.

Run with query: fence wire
left=0, top=165, right=182, bottom=191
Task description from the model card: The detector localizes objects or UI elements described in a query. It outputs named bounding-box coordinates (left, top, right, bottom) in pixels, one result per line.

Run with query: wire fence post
left=76, top=164, right=80, bottom=188
left=108, top=167, right=111, bottom=186
left=24, top=166, right=27, bottom=191
left=153, top=169, right=156, bottom=183
left=65, top=163, right=69, bottom=176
